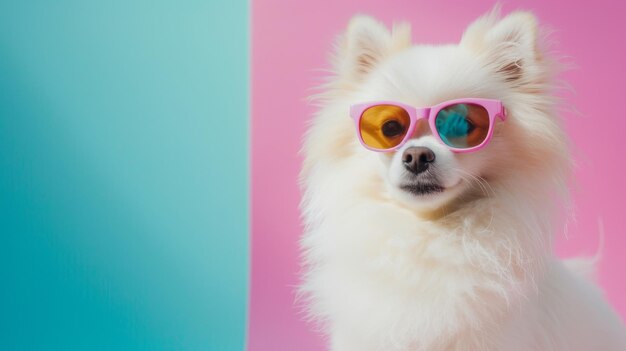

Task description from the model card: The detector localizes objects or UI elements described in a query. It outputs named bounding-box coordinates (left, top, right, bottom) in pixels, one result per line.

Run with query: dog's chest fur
left=301, top=195, right=545, bottom=351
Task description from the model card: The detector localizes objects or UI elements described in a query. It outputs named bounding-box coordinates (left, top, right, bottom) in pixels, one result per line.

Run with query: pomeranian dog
left=299, top=8, right=626, bottom=351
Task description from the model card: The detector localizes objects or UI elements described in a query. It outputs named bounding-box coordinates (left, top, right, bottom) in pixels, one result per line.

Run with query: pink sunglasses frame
left=350, top=98, right=507, bottom=153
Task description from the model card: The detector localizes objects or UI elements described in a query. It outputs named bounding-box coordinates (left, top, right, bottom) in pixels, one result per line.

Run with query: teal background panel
left=0, top=1, right=249, bottom=350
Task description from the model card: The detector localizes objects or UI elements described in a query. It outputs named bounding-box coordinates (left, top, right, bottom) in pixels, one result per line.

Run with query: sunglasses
left=350, top=98, right=506, bottom=153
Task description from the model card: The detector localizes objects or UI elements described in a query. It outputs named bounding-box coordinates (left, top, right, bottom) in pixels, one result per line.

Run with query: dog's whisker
left=455, top=169, right=494, bottom=198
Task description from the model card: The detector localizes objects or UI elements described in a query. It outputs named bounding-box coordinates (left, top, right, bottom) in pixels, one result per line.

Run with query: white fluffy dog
left=299, top=9, right=626, bottom=351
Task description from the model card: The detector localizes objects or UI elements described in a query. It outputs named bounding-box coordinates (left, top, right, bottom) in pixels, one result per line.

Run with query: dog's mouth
left=399, top=182, right=445, bottom=196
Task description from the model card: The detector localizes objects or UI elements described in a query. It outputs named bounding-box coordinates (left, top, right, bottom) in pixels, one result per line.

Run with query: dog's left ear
left=461, top=10, right=543, bottom=87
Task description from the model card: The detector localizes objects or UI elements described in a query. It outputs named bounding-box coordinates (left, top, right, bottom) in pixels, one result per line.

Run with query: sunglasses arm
left=499, top=106, right=508, bottom=121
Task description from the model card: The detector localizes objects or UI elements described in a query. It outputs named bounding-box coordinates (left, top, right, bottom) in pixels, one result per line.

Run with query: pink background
left=250, top=1, right=626, bottom=350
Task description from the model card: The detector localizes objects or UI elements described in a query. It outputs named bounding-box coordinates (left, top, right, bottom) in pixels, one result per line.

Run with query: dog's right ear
left=461, top=8, right=546, bottom=90
left=336, top=15, right=411, bottom=82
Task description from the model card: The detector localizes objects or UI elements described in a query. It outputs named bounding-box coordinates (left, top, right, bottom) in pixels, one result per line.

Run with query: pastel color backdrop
left=250, top=1, right=626, bottom=350
left=0, top=1, right=248, bottom=350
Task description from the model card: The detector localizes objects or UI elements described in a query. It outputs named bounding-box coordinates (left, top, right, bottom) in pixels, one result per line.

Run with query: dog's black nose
left=402, top=146, right=435, bottom=175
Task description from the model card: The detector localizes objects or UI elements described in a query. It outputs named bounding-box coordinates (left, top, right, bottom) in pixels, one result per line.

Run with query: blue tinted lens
left=435, top=103, right=489, bottom=148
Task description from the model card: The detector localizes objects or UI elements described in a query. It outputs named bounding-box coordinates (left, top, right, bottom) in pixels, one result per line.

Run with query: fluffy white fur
left=299, top=8, right=626, bottom=351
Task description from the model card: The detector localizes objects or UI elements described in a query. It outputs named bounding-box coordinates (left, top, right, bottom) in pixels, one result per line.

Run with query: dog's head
left=305, top=9, right=570, bottom=214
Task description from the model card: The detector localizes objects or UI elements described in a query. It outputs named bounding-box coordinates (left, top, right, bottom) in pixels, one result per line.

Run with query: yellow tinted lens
left=435, top=103, right=490, bottom=148
left=359, top=105, right=411, bottom=149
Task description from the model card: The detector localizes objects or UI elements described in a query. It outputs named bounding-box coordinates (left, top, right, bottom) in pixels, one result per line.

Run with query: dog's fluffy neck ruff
left=300, top=140, right=561, bottom=349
